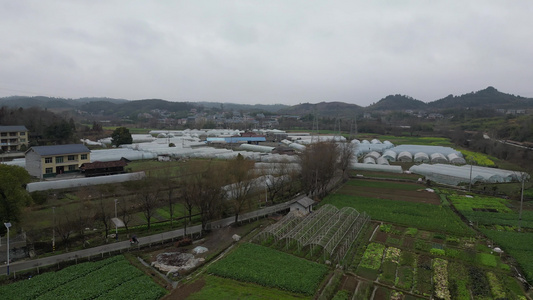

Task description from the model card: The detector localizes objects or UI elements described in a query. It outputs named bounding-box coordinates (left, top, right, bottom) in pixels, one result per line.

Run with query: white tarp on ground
left=26, top=172, right=146, bottom=192
left=351, top=163, right=403, bottom=173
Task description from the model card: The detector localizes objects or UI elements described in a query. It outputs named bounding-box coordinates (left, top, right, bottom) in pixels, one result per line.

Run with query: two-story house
left=25, top=144, right=91, bottom=178
left=0, top=125, right=29, bottom=152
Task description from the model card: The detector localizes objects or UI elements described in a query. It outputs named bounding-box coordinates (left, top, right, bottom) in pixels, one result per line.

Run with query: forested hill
left=428, top=86, right=533, bottom=109
left=366, top=95, right=427, bottom=111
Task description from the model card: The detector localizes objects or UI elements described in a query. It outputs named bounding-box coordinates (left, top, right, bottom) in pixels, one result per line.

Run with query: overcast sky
left=1, top=1, right=532, bottom=107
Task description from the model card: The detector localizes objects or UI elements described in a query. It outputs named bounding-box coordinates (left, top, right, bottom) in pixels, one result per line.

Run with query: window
left=68, top=165, right=76, bottom=171
left=20, top=132, right=26, bottom=136
left=45, top=157, right=52, bottom=163
left=20, top=138, right=26, bottom=142
left=56, top=156, right=64, bottom=163
left=81, top=154, right=88, bottom=160
left=45, top=168, right=53, bottom=174
left=68, top=155, right=76, bottom=161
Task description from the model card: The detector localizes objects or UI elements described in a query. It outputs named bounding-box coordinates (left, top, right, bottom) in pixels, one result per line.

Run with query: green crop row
left=358, top=243, right=385, bottom=270
left=480, top=229, right=533, bottom=282
left=207, top=243, right=328, bottom=295
left=321, top=194, right=473, bottom=236
left=0, top=256, right=166, bottom=300
left=448, top=195, right=511, bottom=213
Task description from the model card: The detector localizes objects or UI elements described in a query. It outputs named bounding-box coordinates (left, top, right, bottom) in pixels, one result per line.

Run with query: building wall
left=0, top=129, right=28, bottom=151
left=25, top=150, right=91, bottom=178
left=25, top=149, right=42, bottom=178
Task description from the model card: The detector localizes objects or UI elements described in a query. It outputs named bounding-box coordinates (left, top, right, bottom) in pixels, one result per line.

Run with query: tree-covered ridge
left=366, top=94, right=427, bottom=111
left=429, top=86, right=533, bottom=109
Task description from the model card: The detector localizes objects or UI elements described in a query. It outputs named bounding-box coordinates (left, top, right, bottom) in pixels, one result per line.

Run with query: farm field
left=186, top=275, right=310, bottom=300
left=349, top=224, right=528, bottom=299
left=321, top=179, right=473, bottom=236
left=0, top=255, right=167, bottom=299
left=446, top=192, right=533, bottom=282
left=207, top=243, right=329, bottom=296
left=356, top=134, right=453, bottom=147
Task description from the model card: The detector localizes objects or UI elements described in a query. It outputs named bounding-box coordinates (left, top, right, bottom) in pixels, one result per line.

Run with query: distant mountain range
left=0, top=87, right=531, bottom=118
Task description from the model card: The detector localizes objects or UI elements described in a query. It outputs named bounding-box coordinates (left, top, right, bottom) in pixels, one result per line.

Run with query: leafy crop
left=359, top=243, right=385, bottom=270
left=322, top=194, right=473, bottom=236
left=0, top=256, right=166, bottom=300
left=460, top=150, right=496, bottom=167
left=207, top=243, right=328, bottom=295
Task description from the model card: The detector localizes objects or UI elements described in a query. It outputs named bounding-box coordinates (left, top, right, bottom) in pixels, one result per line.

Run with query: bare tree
left=227, top=154, right=256, bottom=224
left=261, top=159, right=300, bottom=204
left=299, top=141, right=339, bottom=198
left=159, top=169, right=179, bottom=228
left=118, top=195, right=134, bottom=237
left=337, top=141, right=356, bottom=180
left=96, top=196, right=112, bottom=243
left=136, top=178, right=161, bottom=230
left=191, top=163, right=226, bottom=234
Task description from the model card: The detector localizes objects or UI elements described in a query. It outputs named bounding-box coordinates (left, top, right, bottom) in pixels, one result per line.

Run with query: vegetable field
left=322, top=193, right=472, bottom=236
left=0, top=256, right=166, bottom=300
left=207, top=243, right=328, bottom=295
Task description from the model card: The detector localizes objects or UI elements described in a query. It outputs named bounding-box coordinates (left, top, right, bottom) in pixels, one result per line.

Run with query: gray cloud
left=1, top=1, right=532, bottom=106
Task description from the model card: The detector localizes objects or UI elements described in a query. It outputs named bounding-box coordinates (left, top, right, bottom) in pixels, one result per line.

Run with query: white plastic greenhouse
left=414, top=152, right=430, bottom=163
left=397, top=151, right=413, bottom=162
left=351, top=163, right=403, bottom=173
left=409, top=164, right=521, bottom=185
left=377, top=157, right=390, bottom=165
left=430, top=153, right=448, bottom=163
left=364, top=151, right=381, bottom=160
left=389, top=145, right=462, bottom=157
left=26, top=172, right=146, bottom=192
left=363, top=157, right=376, bottom=164
left=238, top=144, right=275, bottom=153
left=382, top=150, right=397, bottom=162
left=289, top=143, right=307, bottom=151
left=447, top=153, right=466, bottom=164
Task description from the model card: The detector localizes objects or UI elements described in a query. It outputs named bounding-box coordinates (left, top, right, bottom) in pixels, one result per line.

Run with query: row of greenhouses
left=409, top=164, right=526, bottom=185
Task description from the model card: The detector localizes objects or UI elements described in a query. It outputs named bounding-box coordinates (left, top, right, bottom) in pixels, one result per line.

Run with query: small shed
left=289, top=196, right=316, bottom=215
left=80, top=159, right=128, bottom=177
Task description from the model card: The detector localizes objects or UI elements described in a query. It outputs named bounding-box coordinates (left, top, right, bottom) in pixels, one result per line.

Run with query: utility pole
left=52, top=207, right=55, bottom=252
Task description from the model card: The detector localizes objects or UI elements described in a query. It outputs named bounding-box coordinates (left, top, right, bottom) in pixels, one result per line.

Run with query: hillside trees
left=111, top=127, right=133, bottom=147
left=0, top=165, right=31, bottom=229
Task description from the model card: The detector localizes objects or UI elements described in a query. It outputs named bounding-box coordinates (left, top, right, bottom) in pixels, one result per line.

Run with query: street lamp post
left=4, top=222, right=11, bottom=275
left=52, top=207, right=55, bottom=252
left=114, top=199, right=118, bottom=240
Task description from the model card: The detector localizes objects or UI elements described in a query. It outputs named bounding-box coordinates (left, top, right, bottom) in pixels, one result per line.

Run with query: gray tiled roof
left=295, top=196, right=315, bottom=208
left=29, top=144, right=90, bottom=156
left=0, top=125, right=28, bottom=132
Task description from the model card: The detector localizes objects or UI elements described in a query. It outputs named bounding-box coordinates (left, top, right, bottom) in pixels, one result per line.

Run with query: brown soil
left=340, top=275, right=359, bottom=292
left=374, top=231, right=388, bottom=243
left=402, top=237, right=415, bottom=249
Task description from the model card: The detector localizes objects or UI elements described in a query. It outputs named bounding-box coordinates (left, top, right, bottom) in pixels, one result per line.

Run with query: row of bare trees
left=27, top=141, right=354, bottom=250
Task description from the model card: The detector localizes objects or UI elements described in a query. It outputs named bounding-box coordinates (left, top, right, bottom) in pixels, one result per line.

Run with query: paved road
left=0, top=198, right=296, bottom=276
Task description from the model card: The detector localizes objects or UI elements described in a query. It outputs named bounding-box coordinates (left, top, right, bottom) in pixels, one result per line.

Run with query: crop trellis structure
left=257, top=204, right=370, bottom=262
